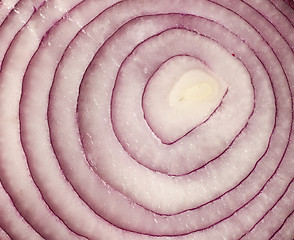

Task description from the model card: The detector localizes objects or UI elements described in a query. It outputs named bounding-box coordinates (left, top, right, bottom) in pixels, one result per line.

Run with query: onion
left=0, top=0, right=293, bottom=239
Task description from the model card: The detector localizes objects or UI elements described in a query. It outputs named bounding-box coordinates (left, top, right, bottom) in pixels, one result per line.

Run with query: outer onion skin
left=0, top=0, right=293, bottom=240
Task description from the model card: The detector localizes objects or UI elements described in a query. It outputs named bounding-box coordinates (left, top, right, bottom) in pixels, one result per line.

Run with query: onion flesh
left=0, top=0, right=293, bottom=239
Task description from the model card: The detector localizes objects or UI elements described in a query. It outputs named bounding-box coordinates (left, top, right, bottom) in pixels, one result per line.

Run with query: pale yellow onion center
left=169, top=69, right=219, bottom=107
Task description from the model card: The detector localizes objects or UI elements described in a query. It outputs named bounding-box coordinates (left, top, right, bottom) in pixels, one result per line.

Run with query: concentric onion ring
left=0, top=0, right=293, bottom=239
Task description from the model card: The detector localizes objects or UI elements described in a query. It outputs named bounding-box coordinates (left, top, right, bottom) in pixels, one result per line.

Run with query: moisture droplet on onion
left=0, top=0, right=293, bottom=240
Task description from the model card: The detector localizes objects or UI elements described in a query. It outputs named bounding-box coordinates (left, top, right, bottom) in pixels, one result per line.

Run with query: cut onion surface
left=0, top=0, right=293, bottom=239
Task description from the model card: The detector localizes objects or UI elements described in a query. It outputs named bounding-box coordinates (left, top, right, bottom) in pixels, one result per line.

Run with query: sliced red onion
left=141, top=55, right=229, bottom=145
left=0, top=0, right=19, bottom=25
left=0, top=0, right=293, bottom=239
left=0, top=227, right=11, bottom=240
left=0, top=182, right=43, bottom=240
